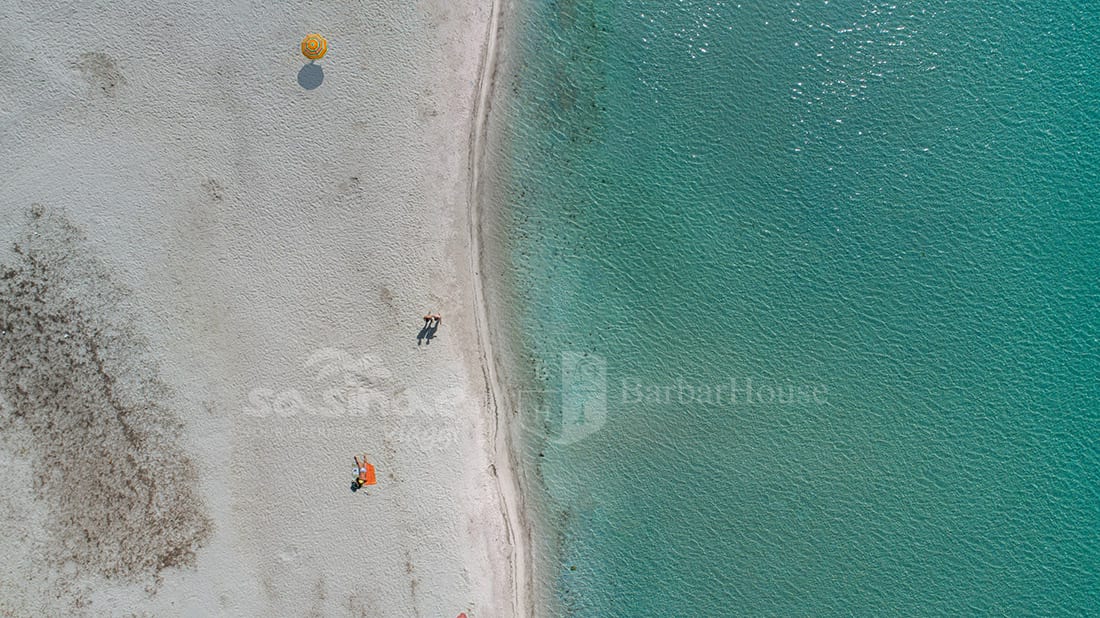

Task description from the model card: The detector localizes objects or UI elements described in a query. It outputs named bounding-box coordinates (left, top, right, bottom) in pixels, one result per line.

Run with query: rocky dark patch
left=0, top=205, right=211, bottom=582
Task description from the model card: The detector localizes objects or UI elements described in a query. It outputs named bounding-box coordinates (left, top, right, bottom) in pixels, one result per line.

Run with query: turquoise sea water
left=483, top=1, right=1099, bottom=615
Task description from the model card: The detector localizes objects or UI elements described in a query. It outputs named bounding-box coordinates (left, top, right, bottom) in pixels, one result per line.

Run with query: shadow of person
left=298, top=62, right=324, bottom=90
left=417, top=322, right=439, bottom=346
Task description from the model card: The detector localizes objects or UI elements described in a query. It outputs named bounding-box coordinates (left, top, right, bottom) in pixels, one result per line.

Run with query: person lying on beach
left=353, top=454, right=377, bottom=490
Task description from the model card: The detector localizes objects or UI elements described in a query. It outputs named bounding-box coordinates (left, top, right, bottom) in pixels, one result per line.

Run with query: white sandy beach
left=0, top=0, right=527, bottom=615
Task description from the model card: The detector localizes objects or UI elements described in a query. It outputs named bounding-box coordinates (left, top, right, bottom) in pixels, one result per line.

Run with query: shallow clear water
left=484, top=1, right=1099, bottom=614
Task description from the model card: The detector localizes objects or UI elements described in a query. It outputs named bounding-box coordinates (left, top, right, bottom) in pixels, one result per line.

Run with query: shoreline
left=465, top=0, right=535, bottom=615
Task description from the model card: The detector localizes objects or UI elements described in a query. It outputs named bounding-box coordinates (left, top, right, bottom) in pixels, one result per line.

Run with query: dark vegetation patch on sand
left=0, top=205, right=210, bottom=581
left=73, top=52, right=125, bottom=96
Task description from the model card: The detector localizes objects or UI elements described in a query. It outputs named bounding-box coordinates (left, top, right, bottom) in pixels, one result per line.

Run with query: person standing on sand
left=418, top=313, right=441, bottom=346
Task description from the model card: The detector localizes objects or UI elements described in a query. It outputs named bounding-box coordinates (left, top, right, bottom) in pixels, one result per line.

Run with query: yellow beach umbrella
left=301, top=33, right=328, bottom=60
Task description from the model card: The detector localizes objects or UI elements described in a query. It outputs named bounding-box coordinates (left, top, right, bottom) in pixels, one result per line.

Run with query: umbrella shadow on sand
left=298, top=62, right=324, bottom=90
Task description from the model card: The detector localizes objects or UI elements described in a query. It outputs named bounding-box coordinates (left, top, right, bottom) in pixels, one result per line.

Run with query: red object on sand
left=355, top=456, right=377, bottom=486
left=457, top=614, right=467, bottom=618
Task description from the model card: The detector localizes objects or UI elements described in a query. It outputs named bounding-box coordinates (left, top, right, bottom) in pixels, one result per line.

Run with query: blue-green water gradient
left=484, top=1, right=1099, bottom=614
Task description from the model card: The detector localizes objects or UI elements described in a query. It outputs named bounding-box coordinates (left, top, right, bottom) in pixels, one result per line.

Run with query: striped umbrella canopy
left=301, top=33, right=328, bottom=60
